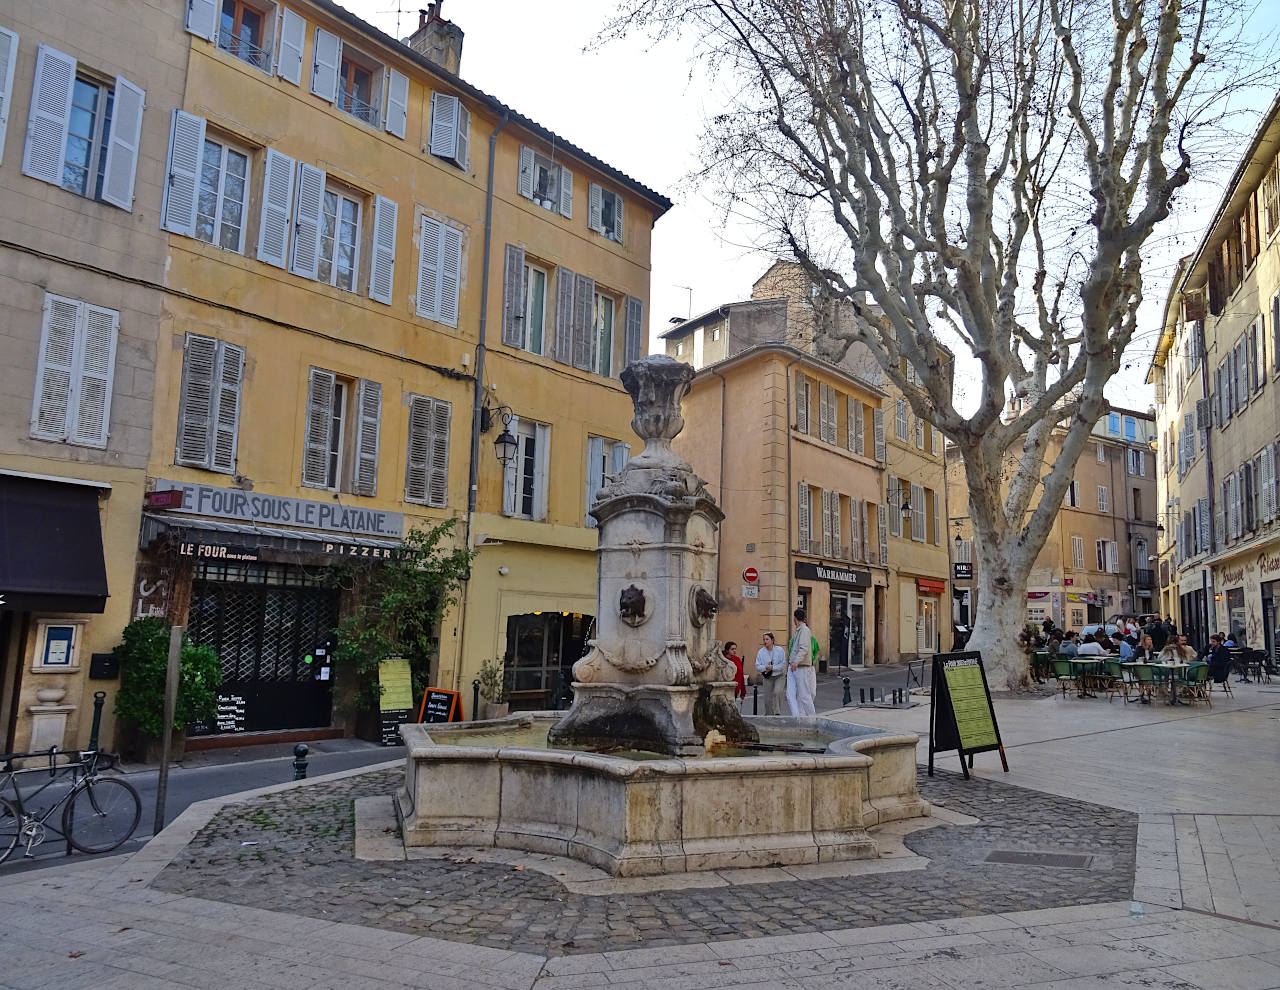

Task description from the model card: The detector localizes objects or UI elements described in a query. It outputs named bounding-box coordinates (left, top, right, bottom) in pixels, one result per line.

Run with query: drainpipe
left=783, top=355, right=802, bottom=635
left=456, top=108, right=510, bottom=693
left=1196, top=320, right=1217, bottom=650
left=711, top=367, right=728, bottom=598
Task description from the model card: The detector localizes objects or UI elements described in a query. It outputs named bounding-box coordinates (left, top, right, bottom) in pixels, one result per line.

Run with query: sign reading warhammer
left=154, top=480, right=404, bottom=537
left=793, top=562, right=871, bottom=588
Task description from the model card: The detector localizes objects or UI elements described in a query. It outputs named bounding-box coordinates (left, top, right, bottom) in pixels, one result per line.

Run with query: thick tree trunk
left=965, top=521, right=1035, bottom=691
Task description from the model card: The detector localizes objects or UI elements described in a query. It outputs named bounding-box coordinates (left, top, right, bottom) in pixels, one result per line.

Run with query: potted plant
left=477, top=657, right=510, bottom=719
left=113, top=617, right=222, bottom=761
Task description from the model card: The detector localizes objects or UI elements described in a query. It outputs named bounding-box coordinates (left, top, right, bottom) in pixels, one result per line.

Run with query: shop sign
left=321, top=543, right=396, bottom=559
left=953, top=562, right=972, bottom=580
left=178, top=541, right=259, bottom=562
left=1261, top=551, right=1280, bottom=581
left=793, top=562, right=871, bottom=587
left=154, top=479, right=404, bottom=537
left=917, top=579, right=946, bottom=594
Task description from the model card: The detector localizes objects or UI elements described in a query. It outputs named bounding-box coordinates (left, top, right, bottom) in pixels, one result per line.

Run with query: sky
left=346, top=0, right=1280, bottom=412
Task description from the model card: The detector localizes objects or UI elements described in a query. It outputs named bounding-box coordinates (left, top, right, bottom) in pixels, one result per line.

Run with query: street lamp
left=484, top=402, right=518, bottom=469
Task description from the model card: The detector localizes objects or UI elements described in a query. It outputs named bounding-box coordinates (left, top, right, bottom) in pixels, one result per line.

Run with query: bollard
left=472, top=679, right=481, bottom=721
left=292, top=743, right=309, bottom=780
left=752, top=683, right=758, bottom=715
left=859, top=687, right=866, bottom=705
left=87, top=691, right=107, bottom=753
left=842, top=677, right=851, bottom=706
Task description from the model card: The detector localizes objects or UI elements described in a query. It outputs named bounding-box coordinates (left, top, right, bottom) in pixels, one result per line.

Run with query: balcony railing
left=1135, top=568, right=1155, bottom=588
left=338, top=87, right=380, bottom=127
left=218, top=28, right=271, bottom=72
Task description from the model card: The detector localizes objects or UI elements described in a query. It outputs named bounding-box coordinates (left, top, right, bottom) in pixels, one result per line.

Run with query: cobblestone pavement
left=152, top=768, right=1136, bottom=958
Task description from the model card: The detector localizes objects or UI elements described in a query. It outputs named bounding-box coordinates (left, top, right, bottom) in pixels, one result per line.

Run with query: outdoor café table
left=1067, top=657, right=1103, bottom=698
left=1146, top=661, right=1190, bottom=706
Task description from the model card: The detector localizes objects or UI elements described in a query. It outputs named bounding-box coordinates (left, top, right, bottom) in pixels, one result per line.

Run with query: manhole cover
left=985, top=850, right=1093, bottom=869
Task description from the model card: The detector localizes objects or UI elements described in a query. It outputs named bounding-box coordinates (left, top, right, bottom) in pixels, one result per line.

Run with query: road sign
left=742, top=567, right=759, bottom=583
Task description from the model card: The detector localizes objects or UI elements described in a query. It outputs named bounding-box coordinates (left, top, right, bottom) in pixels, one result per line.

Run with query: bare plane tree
left=606, top=0, right=1259, bottom=686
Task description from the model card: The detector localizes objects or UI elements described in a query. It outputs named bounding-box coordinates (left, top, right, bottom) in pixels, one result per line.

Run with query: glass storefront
left=504, top=611, right=592, bottom=707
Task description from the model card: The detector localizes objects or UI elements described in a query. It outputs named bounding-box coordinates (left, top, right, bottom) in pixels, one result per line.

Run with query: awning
left=0, top=476, right=109, bottom=612
left=141, top=513, right=401, bottom=557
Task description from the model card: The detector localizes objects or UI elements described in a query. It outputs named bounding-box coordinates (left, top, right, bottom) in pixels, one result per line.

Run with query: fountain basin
left=396, top=714, right=928, bottom=877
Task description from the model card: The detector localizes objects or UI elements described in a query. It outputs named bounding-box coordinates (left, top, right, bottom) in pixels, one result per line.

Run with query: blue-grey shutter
left=301, top=368, right=335, bottom=488
left=585, top=435, right=604, bottom=527
left=367, top=195, right=397, bottom=305
left=624, top=296, right=644, bottom=367
left=185, top=0, right=217, bottom=40
left=22, top=44, right=76, bottom=185
left=310, top=27, right=339, bottom=102
left=385, top=68, right=408, bottom=139
left=554, top=267, right=576, bottom=366
left=161, top=110, right=206, bottom=236
left=352, top=379, right=381, bottom=496
left=0, top=26, right=21, bottom=167
left=211, top=341, right=244, bottom=473
left=176, top=334, right=217, bottom=467
left=257, top=148, right=296, bottom=268
left=502, top=244, right=525, bottom=347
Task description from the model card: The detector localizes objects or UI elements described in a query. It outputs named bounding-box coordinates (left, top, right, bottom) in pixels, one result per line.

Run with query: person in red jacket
left=723, top=641, right=747, bottom=705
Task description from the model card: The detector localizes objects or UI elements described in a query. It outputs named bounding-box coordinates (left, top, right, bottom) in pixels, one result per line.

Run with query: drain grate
left=985, top=850, right=1094, bottom=869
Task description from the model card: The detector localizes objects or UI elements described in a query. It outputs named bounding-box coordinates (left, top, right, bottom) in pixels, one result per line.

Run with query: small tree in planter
left=114, top=617, right=222, bottom=760
left=477, top=658, right=511, bottom=719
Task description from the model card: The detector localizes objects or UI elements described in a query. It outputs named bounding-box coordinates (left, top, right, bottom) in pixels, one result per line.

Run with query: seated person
left=1077, top=635, right=1106, bottom=657
left=1205, top=634, right=1232, bottom=683
left=1111, top=632, right=1133, bottom=660
left=1132, top=635, right=1158, bottom=663
left=1059, top=632, right=1080, bottom=657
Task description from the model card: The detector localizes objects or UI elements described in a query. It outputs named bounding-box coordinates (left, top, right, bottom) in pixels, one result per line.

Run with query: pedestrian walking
left=787, top=608, right=817, bottom=716
left=754, top=633, right=787, bottom=715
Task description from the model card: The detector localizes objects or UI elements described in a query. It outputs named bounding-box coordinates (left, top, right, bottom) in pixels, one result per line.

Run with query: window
left=175, top=334, right=244, bottom=473
left=956, top=539, right=972, bottom=564
left=1097, top=485, right=1109, bottom=513
left=585, top=436, right=631, bottom=526
left=712, top=327, right=720, bottom=342
left=1123, top=416, right=1137, bottom=442
left=594, top=292, right=615, bottom=377
left=1126, top=448, right=1145, bottom=476
left=404, top=394, right=451, bottom=507
left=317, top=186, right=361, bottom=290
left=218, top=0, right=273, bottom=71
left=915, top=418, right=925, bottom=450
left=931, top=426, right=941, bottom=457
left=416, top=215, right=463, bottom=327
left=1095, top=539, right=1118, bottom=573
left=428, top=91, right=469, bottom=169
left=0, top=26, right=15, bottom=164
left=195, top=134, right=250, bottom=252
left=910, top=483, right=925, bottom=542
left=676, top=342, right=683, bottom=356
left=522, top=264, right=548, bottom=355
left=1071, top=535, right=1084, bottom=570
left=301, top=368, right=382, bottom=494
left=338, top=47, right=379, bottom=126
left=517, top=145, right=572, bottom=217
left=589, top=183, right=624, bottom=243
left=818, top=383, right=837, bottom=444
left=1133, top=488, right=1143, bottom=521
left=503, top=417, right=549, bottom=520
left=1096, top=443, right=1106, bottom=463
left=1065, top=480, right=1080, bottom=507
left=895, top=399, right=908, bottom=441
left=795, top=371, right=811, bottom=434
left=22, top=46, right=145, bottom=210
left=1264, top=153, right=1280, bottom=239
left=1107, top=412, right=1120, bottom=436
left=30, top=293, right=118, bottom=448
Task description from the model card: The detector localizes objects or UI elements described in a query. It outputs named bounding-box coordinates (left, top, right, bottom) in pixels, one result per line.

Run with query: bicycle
left=0, top=747, right=141, bottom=863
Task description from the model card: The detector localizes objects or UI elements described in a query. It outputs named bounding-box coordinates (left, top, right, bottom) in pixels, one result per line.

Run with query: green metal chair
left=1051, top=659, right=1078, bottom=698
left=1181, top=662, right=1211, bottom=706
left=1129, top=662, right=1157, bottom=703
left=1102, top=659, right=1129, bottom=702
left=1031, top=651, right=1051, bottom=683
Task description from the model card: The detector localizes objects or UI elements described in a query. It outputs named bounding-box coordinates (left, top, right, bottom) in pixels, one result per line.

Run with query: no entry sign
left=742, top=567, right=759, bottom=583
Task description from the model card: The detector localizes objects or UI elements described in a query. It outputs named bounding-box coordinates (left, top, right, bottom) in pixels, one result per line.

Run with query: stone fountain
left=396, top=356, right=929, bottom=876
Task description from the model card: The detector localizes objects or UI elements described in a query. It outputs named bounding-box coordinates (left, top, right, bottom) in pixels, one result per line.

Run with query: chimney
left=406, top=1, right=464, bottom=75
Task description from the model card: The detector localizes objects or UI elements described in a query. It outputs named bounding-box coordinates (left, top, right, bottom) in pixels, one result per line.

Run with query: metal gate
left=188, top=562, right=339, bottom=732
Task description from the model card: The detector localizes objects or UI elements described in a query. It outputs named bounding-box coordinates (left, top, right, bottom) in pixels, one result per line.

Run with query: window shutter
left=367, top=195, right=397, bottom=305
left=933, top=489, right=941, bottom=545
left=176, top=334, right=217, bottom=467
left=1107, top=541, right=1119, bottom=574
left=160, top=110, right=206, bottom=236
left=289, top=162, right=327, bottom=279
left=1198, top=497, right=1211, bottom=551
left=797, top=482, right=810, bottom=552
left=1264, top=446, right=1277, bottom=523
left=818, top=383, right=830, bottom=441
left=455, top=104, right=470, bottom=171
left=585, top=435, right=604, bottom=527
left=352, top=379, right=381, bottom=496
left=22, top=44, right=76, bottom=185
left=820, top=489, right=833, bottom=556
left=911, top=483, right=925, bottom=542
left=185, top=0, right=217, bottom=39
left=861, top=500, right=870, bottom=561
left=1248, top=326, right=1259, bottom=393
left=211, top=341, right=243, bottom=473
left=438, top=224, right=462, bottom=328
left=100, top=75, right=144, bottom=210
left=416, top=215, right=442, bottom=319
left=588, top=182, right=603, bottom=233
left=887, top=476, right=901, bottom=537
left=428, top=398, right=451, bottom=508
left=257, top=148, right=296, bottom=268
left=0, top=26, right=20, bottom=166
left=429, top=92, right=458, bottom=159
left=831, top=492, right=842, bottom=557
left=1236, top=342, right=1248, bottom=410
left=554, top=266, right=576, bottom=366
left=404, top=395, right=430, bottom=504
left=624, top=296, right=644, bottom=366
left=932, top=427, right=941, bottom=456
left=614, top=197, right=624, bottom=243
left=915, top=418, right=924, bottom=449
left=849, top=497, right=861, bottom=560
left=873, top=408, right=886, bottom=461
left=572, top=274, right=595, bottom=371
left=501, top=414, right=519, bottom=515
left=501, top=244, right=526, bottom=347
left=795, top=371, right=808, bottom=433
left=877, top=504, right=888, bottom=564
left=384, top=67, right=408, bottom=139
left=517, top=145, right=534, bottom=199
left=853, top=401, right=864, bottom=455
left=558, top=167, right=573, bottom=219
left=275, top=8, right=306, bottom=86
left=532, top=422, right=550, bottom=521
left=310, top=28, right=340, bottom=102
left=301, top=367, right=335, bottom=488
left=70, top=304, right=118, bottom=448
left=31, top=295, right=80, bottom=441
left=612, top=442, right=630, bottom=474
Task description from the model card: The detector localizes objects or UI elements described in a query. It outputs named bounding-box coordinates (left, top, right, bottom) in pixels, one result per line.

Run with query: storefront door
left=827, top=591, right=864, bottom=668
left=505, top=612, right=591, bottom=707
left=917, top=596, right=938, bottom=653
left=1262, top=583, right=1278, bottom=668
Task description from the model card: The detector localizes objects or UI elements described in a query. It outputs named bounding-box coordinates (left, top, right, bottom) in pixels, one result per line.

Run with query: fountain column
left=548, top=356, right=759, bottom=755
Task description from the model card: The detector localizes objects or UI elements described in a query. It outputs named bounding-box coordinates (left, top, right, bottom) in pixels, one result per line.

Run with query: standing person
left=787, top=608, right=817, bottom=716
left=755, top=633, right=787, bottom=715
left=1149, top=617, right=1169, bottom=652
left=723, top=641, right=746, bottom=707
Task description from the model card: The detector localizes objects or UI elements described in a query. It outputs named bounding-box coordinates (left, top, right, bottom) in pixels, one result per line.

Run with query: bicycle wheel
left=62, top=777, right=141, bottom=854
left=0, top=799, right=21, bottom=864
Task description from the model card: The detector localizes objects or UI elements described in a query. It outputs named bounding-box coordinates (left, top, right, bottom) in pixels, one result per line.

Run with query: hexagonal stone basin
left=397, top=714, right=929, bottom=877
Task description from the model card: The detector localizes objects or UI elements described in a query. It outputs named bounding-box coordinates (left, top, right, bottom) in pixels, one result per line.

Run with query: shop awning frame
left=140, top=513, right=402, bottom=556
left=0, top=476, right=110, bottom=613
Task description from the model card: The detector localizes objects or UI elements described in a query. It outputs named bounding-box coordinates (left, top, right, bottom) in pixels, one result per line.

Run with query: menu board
left=378, top=658, right=413, bottom=747
left=928, top=651, right=1007, bottom=779
left=416, top=687, right=462, bottom=724
left=215, top=693, right=247, bottom=734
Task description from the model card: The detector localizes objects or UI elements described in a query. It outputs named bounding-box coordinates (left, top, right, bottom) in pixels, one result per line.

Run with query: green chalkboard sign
left=928, top=651, right=1008, bottom=779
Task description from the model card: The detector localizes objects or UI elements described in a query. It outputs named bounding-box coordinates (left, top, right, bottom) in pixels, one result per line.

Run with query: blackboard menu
left=417, top=687, right=462, bottom=723
left=215, top=693, right=247, bottom=734
left=928, top=651, right=1007, bottom=779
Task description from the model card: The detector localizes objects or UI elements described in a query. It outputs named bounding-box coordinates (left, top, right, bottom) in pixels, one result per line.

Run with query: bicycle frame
left=1, top=750, right=95, bottom=858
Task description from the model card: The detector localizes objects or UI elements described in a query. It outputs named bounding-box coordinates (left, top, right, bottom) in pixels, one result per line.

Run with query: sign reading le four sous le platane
left=928, top=650, right=1008, bottom=780
left=154, top=480, right=404, bottom=538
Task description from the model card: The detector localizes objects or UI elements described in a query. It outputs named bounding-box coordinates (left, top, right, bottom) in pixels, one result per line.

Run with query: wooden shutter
left=211, top=341, right=243, bottom=473
left=70, top=304, right=117, bottom=448
left=438, top=224, right=462, bottom=328
left=1106, top=540, right=1119, bottom=573
left=1263, top=446, right=1276, bottom=523
left=831, top=492, right=842, bottom=557
left=624, top=296, right=644, bottom=366
left=797, top=483, right=810, bottom=552
left=31, top=295, right=80, bottom=440
left=161, top=110, right=206, bottom=236
left=310, top=28, right=339, bottom=101
left=861, top=500, right=870, bottom=561
left=558, top=167, right=573, bottom=218
left=501, top=244, right=525, bottom=347
left=873, top=407, right=885, bottom=461
left=429, top=92, right=458, bottom=160
left=275, top=8, right=306, bottom=86
left=531, top=422, right=550, bottom=521
left=351, top=379, right=381, bottom=496
left=554, top=266, right=576, bottom=365
left=289, top=162, right=326, bottom=279
left=572, top=274, right=595, bottom=371
left=176, top=334, right=217, bottom=467
left=501, top=414, right=520, bottom=515
left=613, top=197, right=624, bottom=244
left=612, top=441, right=631, bottom=473
left=795, top=371, right=808, bottom=433
left=301, top=368, right=335, bottom=488
left=257, top=148, right=296, bottom=268
left=416, top=215, right=442, bottom=319
left=428, top=398, right=450, bottom=507
left=384, top=67, right=408, bottom=139
left=185, top=0, right=217, bottom=39
left=932, top=427, right=941, bottom=456
left=818, top=384, right=831, bottom=442
left=910, top=483, right=925, bottom=542
left=101, top=75, right=144, bottom=210
left=585, top=435, right=604, bottom=527
left=820, top=489, right=833, bottom=556
left=933, top=489, right=942, bottom=545
left=455, top=104, right=470, bottom=170
left=517, top=145, right=534, bottom=199
left=0, top=26, right=19, bottom=166
left=887, top=476, right=901, bottom=536
left=22, top=44, right=76, bottom=185
left=404, top=394, right=430, bottom=504
left=588, top=182, right=603, bottom=233
left=367, top=195, right=397, bottom=305
left=853, top=401, right=864, bottom=454
left=877, top=504, right=888, bottom=565
left=849, top=498, right=861, bottom=561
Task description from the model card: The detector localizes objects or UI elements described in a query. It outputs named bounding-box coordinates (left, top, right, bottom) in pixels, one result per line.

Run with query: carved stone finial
left=620, top=355, right=694, bottom=445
